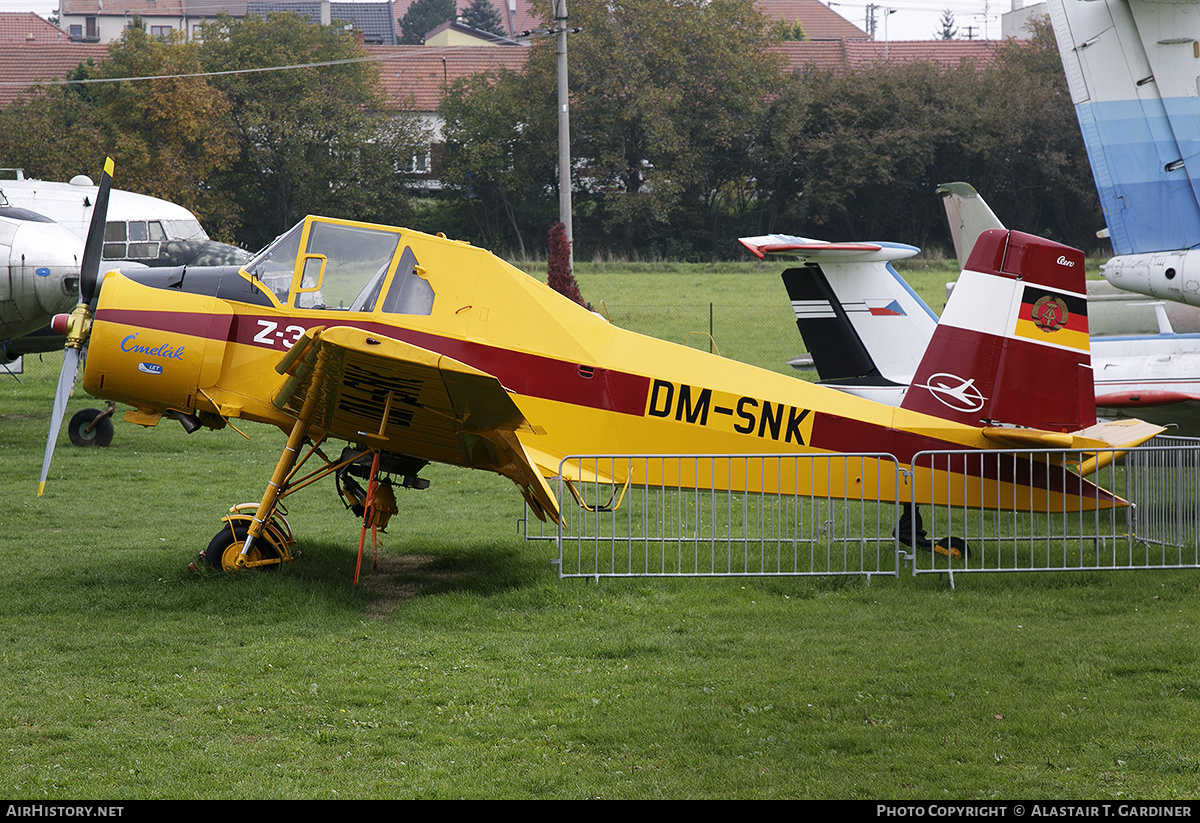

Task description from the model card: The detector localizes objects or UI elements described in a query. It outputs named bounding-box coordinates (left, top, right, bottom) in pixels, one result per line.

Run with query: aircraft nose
left=9, top=220, right=84, bottom=315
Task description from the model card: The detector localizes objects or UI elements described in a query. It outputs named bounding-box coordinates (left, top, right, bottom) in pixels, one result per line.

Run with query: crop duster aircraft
left=39, top=161, right=1165, bottom=573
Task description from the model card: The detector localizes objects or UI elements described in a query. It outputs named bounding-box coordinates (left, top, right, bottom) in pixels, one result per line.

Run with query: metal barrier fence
left=907, top=439, right=1200, bottom=585
left=521, top=440, right=1200, bottom=584
left=549, top=453, right=902, bottom=580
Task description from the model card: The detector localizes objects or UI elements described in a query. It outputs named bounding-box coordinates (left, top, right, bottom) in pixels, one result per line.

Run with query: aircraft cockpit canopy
left=243, top=217, right=434, bottom=315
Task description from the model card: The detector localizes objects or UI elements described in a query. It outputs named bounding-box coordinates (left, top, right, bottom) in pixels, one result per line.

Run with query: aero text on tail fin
left=900, top=229, right=1097, bottom=432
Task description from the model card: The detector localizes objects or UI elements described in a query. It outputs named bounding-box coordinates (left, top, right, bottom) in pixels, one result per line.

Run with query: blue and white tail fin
left=740, top=235, right=936, bottom=403
left=1046, top=0, right=1200, bottom=307
left=1047, top=0, right=1200, bottom=257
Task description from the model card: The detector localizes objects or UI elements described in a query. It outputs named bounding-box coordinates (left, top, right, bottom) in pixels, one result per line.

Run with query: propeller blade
left=39, top=158, right=113, bottom=497
left=78, top=157, right=114, bottom=304
left=37, top=347, right=80, bottom=497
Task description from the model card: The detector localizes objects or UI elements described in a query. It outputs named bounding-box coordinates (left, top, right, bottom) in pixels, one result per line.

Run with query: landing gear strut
left=895, top=503, right=969, bottom=559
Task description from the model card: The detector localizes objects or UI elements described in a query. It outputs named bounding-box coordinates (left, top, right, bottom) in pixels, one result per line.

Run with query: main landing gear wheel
left=204, top=521, right=282, bottom=573
left=68, top=408, right=114, bottom=447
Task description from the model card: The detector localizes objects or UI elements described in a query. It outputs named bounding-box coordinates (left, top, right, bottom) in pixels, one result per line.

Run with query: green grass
left=2, top=262, right=1199, bottom=799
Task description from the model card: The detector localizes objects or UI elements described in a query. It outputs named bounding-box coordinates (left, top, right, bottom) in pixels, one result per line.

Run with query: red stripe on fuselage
left=94, top=307, right=652, bottom=417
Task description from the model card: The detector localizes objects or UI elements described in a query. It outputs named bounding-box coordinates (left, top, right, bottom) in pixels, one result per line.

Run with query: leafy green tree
left=944, top=17, right=1102, bottom=249
left=0, top=23, right=239, bottom=240
left=756, top=19, right=1102, bottom=253
left=399, top=0, right=455, bottom=44
left=438, top=68, right=557, bottom=255
left=774, top=18, right=807, bottom=41
left=461, top=0, right=505, bottom=37
left=554, top=0, right=785, bottom=255
left=93, top=23, right=240, bottom=239
left=0, top=65, right=105, bottom=184
left=757, top=59, right=961, bottom=245
left=199, top=13, right=426, bottom=249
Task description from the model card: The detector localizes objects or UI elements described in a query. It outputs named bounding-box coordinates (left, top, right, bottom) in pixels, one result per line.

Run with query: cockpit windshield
left=244, top=219, right=410, bottom=310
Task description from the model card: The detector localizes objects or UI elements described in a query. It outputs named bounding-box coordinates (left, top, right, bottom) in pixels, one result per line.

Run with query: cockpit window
left=243, top=219, right=412, bottom=310
left=160, top=219, right=209, bottom=241
left=102, top=220, right=171, bottom=260
left=244, top=223, right=306, bottom=306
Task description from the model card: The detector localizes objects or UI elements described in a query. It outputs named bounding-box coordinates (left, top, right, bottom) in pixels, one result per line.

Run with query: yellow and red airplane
left=39, top=161, right=1164, bottom=573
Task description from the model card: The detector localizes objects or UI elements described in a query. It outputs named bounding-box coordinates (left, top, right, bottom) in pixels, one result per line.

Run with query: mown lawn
left=2, top=260, right=1197, bottom=799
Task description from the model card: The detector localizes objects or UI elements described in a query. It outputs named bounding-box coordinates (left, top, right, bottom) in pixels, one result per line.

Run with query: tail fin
left=937, top=182, right=1006, bottom=270
left=741, top=235, right=937, bottom=391
left=900, top=229, right=1097, bottom=432
left=1045, top=0, right=1200, bottom=256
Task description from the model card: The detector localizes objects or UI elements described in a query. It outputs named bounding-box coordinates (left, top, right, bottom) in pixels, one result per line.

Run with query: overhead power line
left=0, top=49, right=401, bottom=88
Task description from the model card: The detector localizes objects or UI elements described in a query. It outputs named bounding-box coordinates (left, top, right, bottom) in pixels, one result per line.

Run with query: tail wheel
left=68, top=409, right=114, bottom=447
left=204, top=520, right=284, bottom=573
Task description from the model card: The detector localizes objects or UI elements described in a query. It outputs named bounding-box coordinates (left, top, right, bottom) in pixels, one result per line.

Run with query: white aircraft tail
left=739, top=235, right=937, bottom=400
left=938, top=182, right=1005, bottom=271
left=1046, top=0, right=1200, bottom=306
left=1046, top=0, right=1200, bottom=257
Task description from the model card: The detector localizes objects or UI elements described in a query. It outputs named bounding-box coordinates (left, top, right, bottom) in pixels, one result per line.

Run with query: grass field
left=2, top=260, right=1199, bottom=799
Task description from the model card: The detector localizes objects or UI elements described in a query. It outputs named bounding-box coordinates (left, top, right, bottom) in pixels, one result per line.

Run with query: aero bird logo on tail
left=918, top=373, right=986, bottom=414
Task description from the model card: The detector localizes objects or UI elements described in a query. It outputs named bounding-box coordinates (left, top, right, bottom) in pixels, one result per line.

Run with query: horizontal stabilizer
left=740, top=234, right=919, bottom=262
left=981, top=418, right=1163, bottom=451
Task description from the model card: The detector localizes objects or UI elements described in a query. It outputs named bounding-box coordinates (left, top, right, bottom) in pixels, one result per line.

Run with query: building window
left=150, top=25, right=173, bottom=39
left=406, top=151, right=430, bottom=174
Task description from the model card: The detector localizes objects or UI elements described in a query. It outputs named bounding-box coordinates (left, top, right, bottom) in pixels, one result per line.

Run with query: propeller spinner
left=38, top=157, right=114, bottom=497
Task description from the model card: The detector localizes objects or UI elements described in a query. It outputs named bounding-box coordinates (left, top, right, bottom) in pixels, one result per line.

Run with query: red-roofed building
left=758, top=0, right=869, bottom=40
left=0, top=40, right=108, bottom=108
left=776, top=37, right=1001, bottom=71
left=368, top=44, right=526, bottom=112
left=0, top=12, right=73, bottom=44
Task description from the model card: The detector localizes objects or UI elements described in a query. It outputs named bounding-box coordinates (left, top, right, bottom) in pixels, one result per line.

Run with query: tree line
left=0, top=2, right=1103, bottom=260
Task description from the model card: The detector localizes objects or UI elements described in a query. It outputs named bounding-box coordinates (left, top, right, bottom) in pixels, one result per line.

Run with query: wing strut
left=235, top=343, right=332, bottom=570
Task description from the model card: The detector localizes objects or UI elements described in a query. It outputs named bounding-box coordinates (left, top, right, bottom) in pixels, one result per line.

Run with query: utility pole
left=555, top=0, right=573, bottom=265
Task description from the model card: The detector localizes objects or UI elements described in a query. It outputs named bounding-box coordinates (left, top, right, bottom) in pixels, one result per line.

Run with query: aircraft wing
left=272, top=325, right=560, bottom=524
